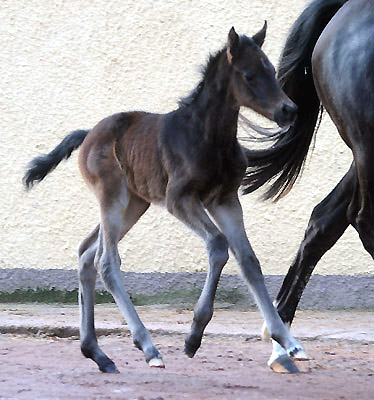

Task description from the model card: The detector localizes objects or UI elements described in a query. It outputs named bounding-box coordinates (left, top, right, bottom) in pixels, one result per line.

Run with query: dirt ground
left=0, top=331, right=373, bottom=400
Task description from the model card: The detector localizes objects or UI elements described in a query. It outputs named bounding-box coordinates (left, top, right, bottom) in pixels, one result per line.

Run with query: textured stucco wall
left=1, top=0, right=372, bottom=276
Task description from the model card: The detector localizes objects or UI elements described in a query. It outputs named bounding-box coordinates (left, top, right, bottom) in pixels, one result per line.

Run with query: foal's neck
left=194, top=51, right=239, bottom=145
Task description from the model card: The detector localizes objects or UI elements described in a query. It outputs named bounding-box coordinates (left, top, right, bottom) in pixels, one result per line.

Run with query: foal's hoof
left=261, top=322, right=271, bottom=341
left=184, top=344, right=197, bottom=358
left=148, top=357, right=165, bottom=368
left=184, top=340, right=200, bottom=358
left=99, top=362, right=119, bottom=373
left=269, top=354, right=300, bottom=374
left=184, top=334, right=201, bottom=358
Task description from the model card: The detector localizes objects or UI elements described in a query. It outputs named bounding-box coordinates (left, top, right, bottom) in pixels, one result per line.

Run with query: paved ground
left=0, top=304, right=373, bottom=399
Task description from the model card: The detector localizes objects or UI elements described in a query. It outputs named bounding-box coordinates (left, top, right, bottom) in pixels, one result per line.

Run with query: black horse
left=243, top=0, right=374, bottom=371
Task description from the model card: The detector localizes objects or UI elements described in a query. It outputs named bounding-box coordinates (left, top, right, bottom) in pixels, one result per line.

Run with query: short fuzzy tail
left=23, top=129, right=89, bottom=190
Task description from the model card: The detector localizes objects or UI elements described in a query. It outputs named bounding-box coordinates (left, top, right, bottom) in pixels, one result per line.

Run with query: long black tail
left=23, top=129, right=90, bottom=189
left=241, top=0, right=348, bottom=200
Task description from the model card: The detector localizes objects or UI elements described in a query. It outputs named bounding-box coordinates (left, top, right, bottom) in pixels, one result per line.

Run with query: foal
left=24, top=25, right=305, bottom=372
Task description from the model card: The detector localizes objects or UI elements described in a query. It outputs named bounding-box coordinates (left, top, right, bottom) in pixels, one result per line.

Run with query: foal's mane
left=178, top=48, right=226, bottom=108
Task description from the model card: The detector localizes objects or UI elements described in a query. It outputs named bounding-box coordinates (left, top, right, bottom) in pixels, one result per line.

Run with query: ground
left=0, top=305, right=373, bottom=399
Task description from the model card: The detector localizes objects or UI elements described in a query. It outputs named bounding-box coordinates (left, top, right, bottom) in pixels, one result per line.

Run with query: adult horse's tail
left=23, top=129, right=89, bottom=189
left=241, top=0, right=348, bottom=200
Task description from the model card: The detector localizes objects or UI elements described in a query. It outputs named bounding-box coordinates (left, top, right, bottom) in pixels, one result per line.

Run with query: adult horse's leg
left=264, top=166, right=354, bottom=370
left=350, top=149, right=374, bottom=258
left=166, top=188, right=229, bottom=357
left=209, top=194, right=306, bottom=373
left=276, top=165, right=354, bottom=324
left=309, top=0, right=374, bottom=260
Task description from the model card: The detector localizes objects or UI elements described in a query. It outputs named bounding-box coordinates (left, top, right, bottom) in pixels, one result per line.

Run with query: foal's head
left=227, top=24, right=297, bottom=127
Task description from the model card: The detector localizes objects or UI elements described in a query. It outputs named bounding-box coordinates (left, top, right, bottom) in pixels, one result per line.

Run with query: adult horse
left=243, top=0, right=374, bottom=372
left=24, top=26, right=306, bottom=373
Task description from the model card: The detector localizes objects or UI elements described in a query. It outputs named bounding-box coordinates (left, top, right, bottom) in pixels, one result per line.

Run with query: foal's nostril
left=282, top=103, right=298, bottom=122
left=274, top=103, right=298, bottom=127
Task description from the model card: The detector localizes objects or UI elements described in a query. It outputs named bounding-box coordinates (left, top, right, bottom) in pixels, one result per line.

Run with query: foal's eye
left=243, top=72, right=255, bottom=84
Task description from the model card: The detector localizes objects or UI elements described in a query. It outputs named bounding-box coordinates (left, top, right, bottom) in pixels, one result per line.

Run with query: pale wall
left=1, top=0, right=372, bottom=276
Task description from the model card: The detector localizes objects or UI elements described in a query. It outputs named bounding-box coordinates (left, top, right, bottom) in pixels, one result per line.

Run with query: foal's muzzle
left=274, top=103, right=298, bottom=127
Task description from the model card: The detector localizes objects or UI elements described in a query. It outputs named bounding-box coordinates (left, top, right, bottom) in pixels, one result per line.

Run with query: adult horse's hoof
left=148, top=357, right=165, bottom=368
left=269, top=354, right=300, bottom=374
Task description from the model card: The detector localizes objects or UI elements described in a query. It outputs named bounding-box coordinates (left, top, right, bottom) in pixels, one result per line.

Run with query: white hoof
left=148, top=357, right=165, bottom=368
left=261, top=322, right=271, bottom=341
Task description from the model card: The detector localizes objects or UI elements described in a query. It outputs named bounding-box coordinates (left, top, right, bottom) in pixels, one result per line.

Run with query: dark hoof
left=184, top=343, right=198, bottom=358
left=184, top=332, right=202, bottom=358
left=98, top=358, right=119, bottom=373
left=269, top=354, right=300, bottom=374
left=184, top=339, right=201, bottom=358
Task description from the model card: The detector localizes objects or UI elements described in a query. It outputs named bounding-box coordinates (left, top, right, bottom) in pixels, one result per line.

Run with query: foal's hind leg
left=209, top=194, right=306, bottom=372
left=166, top=189, right=229, bottom=357
left=95, top=190, right=165, bottom=369
left=78, top=225, right=118, bottom=372
left=265, top=166, right=354, bottom=371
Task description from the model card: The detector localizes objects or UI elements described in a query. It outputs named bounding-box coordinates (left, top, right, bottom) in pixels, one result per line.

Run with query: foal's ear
left=252, top=20, right=267, bottom=47
left=227, top=26, right=240, bottom=64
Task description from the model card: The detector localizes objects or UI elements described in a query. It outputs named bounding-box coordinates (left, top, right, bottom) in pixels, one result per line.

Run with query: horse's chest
left=196, top=153, right=246, bottom=201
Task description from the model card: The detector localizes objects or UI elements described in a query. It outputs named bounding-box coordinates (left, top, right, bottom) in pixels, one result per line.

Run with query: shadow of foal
left=24, top=25, right=305, bottom=373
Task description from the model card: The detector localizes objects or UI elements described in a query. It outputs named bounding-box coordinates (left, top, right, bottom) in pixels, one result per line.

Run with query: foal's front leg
left=209, top=195, right=307, bottom=372
left=166, top=189, right=229, bottom=357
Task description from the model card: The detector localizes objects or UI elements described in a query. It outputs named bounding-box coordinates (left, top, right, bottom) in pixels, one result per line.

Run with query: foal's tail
left=23, top=129, right=90, bottom=189
left=241, top=0, right=348, bottom=200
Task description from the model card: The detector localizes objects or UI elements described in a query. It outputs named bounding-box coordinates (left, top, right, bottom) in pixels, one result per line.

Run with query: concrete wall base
left=0, top=269, right=373, bottom=309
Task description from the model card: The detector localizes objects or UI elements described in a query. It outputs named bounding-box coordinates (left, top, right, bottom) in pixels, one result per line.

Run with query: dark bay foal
left=24, top=25, right=305, bottom=373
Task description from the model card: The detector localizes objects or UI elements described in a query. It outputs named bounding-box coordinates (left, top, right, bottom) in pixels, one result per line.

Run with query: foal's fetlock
left=133, top=333, right=165, bottom=368
left=80, top=340, right=98, bottom=359
left=97, top=356, right=119, bottom=373
left=81, top=343, right=118, bottom=373
left=288, top=344, right=308, bottom=361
